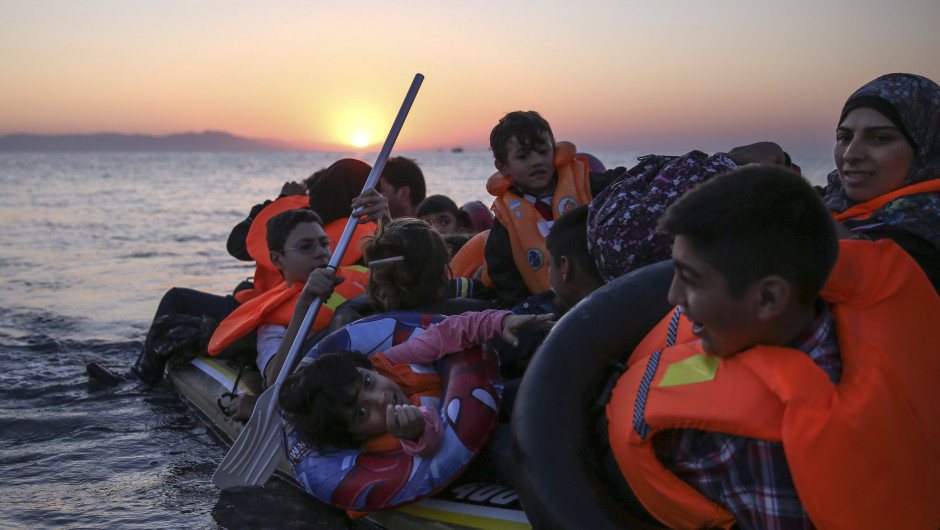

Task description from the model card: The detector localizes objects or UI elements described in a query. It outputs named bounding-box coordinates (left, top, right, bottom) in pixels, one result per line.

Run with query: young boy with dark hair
left=484, top=110, right=621, bottom=308
left=475, top=204, right=605, bottom=487
left=416, top=194, right=463, bottom=236
left=227, top=158, right=384, bottom=305
left=208, top=208, right=370, bottom=419
left=606, top=166, right=940, bottom=529
left=545, top=204, right=606, bottom=311
left=493, top=205, right=605, bottom=388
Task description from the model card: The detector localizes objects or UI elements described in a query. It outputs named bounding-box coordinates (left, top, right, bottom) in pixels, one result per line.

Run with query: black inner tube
left=511, top=260, right=674, bottom=529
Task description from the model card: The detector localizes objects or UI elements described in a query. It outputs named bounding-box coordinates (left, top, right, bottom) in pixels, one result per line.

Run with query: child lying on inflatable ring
left=279, top=309, right=555, bottom=456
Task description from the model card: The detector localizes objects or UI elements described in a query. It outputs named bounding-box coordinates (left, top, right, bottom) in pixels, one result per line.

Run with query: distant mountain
left=0, top=131, right=309, bottom=151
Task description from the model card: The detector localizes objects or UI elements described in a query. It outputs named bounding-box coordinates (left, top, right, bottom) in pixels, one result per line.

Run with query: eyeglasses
left=277, top=238, right=334, bottom=255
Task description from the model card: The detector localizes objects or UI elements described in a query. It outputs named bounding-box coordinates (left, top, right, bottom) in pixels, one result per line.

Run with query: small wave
left=0, top=256, right=27, bottom=268
left=0, top=307, right=81, bottom=340
left=118, top=251, right=171, bottom=259
left=173, top=234, right=217, bottom=243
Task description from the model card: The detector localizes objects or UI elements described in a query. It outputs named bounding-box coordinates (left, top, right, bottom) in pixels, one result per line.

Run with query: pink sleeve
left=399, top=406, right=444, bottom=458
left=382, top=309, right=511, bottom=365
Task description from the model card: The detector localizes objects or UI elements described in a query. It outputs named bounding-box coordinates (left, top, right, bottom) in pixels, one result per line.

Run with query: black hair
left=303, top=167, right=328, bottom=193
left=657, top=166, right=838, bottom=307
left=380, top=156, right=426, bottom=207
left=545, top=204, right=602, bottom=283
left=363, top=218, right=450, bottom=311
left=266, top=208, right=324, bottom=255
left=416, top=194, right=461, bottom=220
left=307, top=158, right=371, bottom=225
left=279, top=350, right=372, bottom=451
left=489, top=110, right=555, bottom=164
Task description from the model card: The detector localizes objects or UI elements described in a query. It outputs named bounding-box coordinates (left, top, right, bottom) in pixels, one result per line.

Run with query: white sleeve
left=256, top=323, right=287, bottom=380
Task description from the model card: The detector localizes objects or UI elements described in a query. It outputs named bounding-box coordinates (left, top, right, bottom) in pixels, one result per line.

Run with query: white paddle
left=213, top=73, right=424, bottom=489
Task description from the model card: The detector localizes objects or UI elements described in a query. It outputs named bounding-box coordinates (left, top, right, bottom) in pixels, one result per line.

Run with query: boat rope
left=216, top=363, right=249, bottom=417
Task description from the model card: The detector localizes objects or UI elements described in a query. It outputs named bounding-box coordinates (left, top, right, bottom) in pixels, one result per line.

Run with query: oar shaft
left=273, top=73, right=424, bottom=387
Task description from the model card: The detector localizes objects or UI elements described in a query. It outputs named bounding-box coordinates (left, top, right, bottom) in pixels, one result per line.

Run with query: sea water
left=0, top=149, right=834, bottom=528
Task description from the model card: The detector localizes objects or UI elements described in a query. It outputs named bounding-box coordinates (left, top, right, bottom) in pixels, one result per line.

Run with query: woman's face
left=835, top=107, right=915, bottom=202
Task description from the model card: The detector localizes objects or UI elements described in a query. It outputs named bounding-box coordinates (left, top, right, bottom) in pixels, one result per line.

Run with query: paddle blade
left=212, top=384, right=284, bottom=489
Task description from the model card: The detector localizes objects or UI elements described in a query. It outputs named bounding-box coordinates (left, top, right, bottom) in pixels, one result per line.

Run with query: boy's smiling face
left=667, top=235, right=764, bottom=357
left=495, top=133, right=556, bottom=196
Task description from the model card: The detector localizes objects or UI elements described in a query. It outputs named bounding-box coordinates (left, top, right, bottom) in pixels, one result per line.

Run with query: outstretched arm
left=500, top=313, right=556, bottom=347
left=382, top=309, right=556, bottom=365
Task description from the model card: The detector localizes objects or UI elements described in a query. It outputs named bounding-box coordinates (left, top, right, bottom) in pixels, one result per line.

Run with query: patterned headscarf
left=587, top=151, right=737, bottom=281
left=823, top=73, right=940, bottom=248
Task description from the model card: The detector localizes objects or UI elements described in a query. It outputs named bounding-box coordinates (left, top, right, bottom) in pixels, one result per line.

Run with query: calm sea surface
left=0, top=149, right=834, bottom=529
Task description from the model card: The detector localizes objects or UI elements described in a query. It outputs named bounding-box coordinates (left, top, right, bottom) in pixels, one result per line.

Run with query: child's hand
left=228, top=394, right=258, bottom=423
left=351, top=188, right=392, bottom=225
left=386, top=404, right=426, bottom=442
left=500, top=313, right=557, bottom=347
left=301, top=267, right=344, bottom=302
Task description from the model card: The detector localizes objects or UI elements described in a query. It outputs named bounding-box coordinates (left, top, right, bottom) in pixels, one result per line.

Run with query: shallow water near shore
left=0, top=149, right=833, bottom=528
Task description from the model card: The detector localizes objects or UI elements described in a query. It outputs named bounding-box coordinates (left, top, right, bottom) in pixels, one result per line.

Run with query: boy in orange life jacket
left=221, top=208, right=366, bottom=421
left=605, top=166, right=940, bottom=529
left=484, top=110, right=620, bottom=308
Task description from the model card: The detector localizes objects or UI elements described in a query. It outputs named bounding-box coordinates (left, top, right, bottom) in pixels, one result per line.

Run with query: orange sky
left=2, top=0, right=939, bottom=153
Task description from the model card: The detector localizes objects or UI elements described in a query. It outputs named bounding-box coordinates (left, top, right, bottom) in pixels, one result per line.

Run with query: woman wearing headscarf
left=823, top=72, right=940, bottom=292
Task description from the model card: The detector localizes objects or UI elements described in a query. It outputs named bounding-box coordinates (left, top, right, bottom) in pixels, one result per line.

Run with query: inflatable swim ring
left=282, top=311, right=502, bottom=512
left=510, top=259, right=674, bottom=528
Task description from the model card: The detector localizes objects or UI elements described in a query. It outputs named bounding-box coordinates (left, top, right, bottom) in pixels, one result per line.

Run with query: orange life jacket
left=486, top=141, right=593, bottom=294
left=208, top=265, right=368, bottom=356
left=832, top=178, right=940, bottom=221
left=235, top=195, right=376, bottom=303
left=448, top=229, right=493, bottom=287
left=607, top=239, right=940, bottom=530
left=359, top=351, right=444, bottom=454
